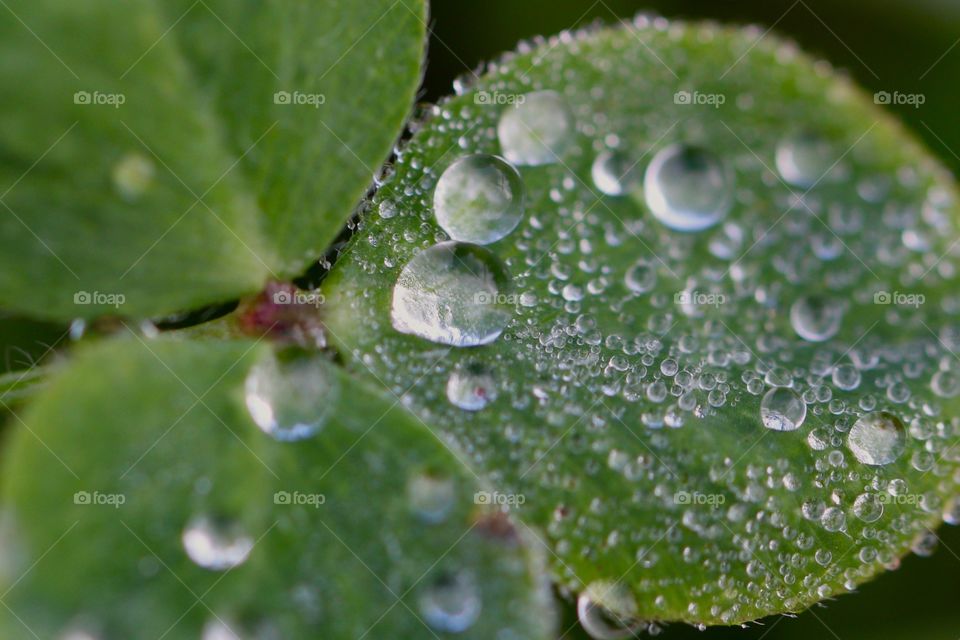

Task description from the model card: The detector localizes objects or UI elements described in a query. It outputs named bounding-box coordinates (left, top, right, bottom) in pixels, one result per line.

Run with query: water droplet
left=624, top=260, right=657, bottom=294
left=832, top=364, right=861, bottom=391
left=182, top=515, right=253, bottom=571
left=760, top=387, right=806, bottom=431
left=931, top=370, right=960, bottom=398
left=245, top=352, right=338, bottom=442
left=591, top=150, right=639, bottom=196
left=790, top=296, right=842, bottom=342
left=643, top=144, right=732, bottom=232
left=391, top=242, right=512, bottom=347
left=847, top=411, right=906, bottom=466
left=112, top=152, right=155, bottom=201
left=202, top=619, right=242, bottom=640
left=419, top=569, right=482, bottom=633
left=820, top=506, right=846, bottom=532
left=446, top=362, right=497, bottom=411
left=407, top=472, right=456, bottom=524
left=577, top=581, right=646, bottom=640
left=202, top=618, right=278, bottom=640
left=497, top=90, right=573, bottom=166
left=59, top=628, right=101, bottom=640
left=911, top=530, right=939, bottom=557
left=943, top=498, right=960, bottom=525
left=853, top=493, right=884, bottom=523
left=434, top=154, right=525, bottom=244
left=776, top=131, right=834, bottom=188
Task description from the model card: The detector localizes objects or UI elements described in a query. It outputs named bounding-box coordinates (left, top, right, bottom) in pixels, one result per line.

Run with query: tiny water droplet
left=112, top=152, right=155, bottom=201
left=624, top=260, right=657, bottom=294
left=776, top=131, right=834, bottom=188
left=419, top=569, right=482, bottom=633
left=407, top=472, right=456, bottom=524
left=820, top=506, right=846, bottom=532
left=911, top=530, right=939, bottom=557
left=760, top=387, right=806, bottom=431
left=182, top=515, right=253, bottom=571
left=202, top=619, right=242, bottom=640
left=832, top=364, right=861, bottom=391
left=497, top=90, right=574, bottom=166
left=446, top=361, right=497, bottom=411
left=577, top=581, right=646, bottom=640
left=643, top=144, right=732, bottom=232
left=245, top=352, right=338, bottom=442
left=591, top=150, right=639, bottom=196
left=434, top=154, right=525, bottom=244
left=931, top=370, right=960, bottom=398
left=853, top=493, right=884, bottom=523
left=391, top=242, right=512, bottom=347
left=790, top=296, right=842, bottom=342
left=59, top=629, right=101, bottom=640
left=847, top=411, right=906, bottom=466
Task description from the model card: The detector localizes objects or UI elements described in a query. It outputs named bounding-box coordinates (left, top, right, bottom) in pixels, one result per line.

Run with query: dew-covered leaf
left=0, top=0, right=425, bottom=320
left=323, top=17, right=960, bottom=627
left=0, top=337, right=555, bottom=639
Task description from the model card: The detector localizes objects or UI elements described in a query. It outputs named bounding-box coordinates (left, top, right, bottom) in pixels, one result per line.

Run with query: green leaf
left=0, top=0, right=426, bottom=320
left=0, top=337, right=555, bottom=639
left=323, top=17, right=960, bottom=627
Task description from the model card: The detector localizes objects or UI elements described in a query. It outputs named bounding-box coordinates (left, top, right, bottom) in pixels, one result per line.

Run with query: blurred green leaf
left=0, top=336, right=556, bottom=638
left=0, top=0, right=426, bottom=320
left=324, top=17, right=960, bottom=626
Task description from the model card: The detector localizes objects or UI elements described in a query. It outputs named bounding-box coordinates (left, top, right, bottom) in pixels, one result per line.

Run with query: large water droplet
left=497, top=90, right=573, bottom=166
left=245, top=352, right=338, bottom=442
left=419, top=569, right=482, bottom=633
left=577, top=581, right=646, bottom=640
left=591, top=150, right=639, bottom=196
left=847, top=411, right=906, bottom=466
left=776, top=131, right=835, bottom=188
left=434, top=154, right=525, bottom=244
left=643, top=144, right=732, bottom=232
left=790, top=296, right=842, bottom=342
left=760, top=387, right=806, bottom=431
left=407, top=471, right=456, bottom=524
left=182, top=515, right=253, bottom=571
left=391, top=242, right=512, bottom=347
left=446, top=361, right=497, bottom=411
